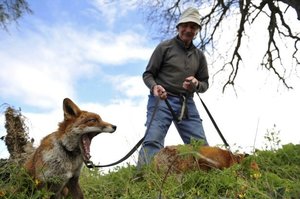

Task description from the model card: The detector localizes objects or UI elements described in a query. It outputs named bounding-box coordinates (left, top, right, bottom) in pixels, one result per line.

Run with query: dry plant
left=1, top=105, right=34, bottom=165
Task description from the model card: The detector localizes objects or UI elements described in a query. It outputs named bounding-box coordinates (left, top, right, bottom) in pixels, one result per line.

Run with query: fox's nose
left=112, top=125, right=117, bottom=131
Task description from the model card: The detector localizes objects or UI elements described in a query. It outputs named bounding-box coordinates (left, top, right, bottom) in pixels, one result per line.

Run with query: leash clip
left=85, top=160, right=95, bottom=168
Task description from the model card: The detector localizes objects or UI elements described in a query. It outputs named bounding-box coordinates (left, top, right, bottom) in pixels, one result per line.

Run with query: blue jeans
left=136, top=94, right=208, bottom=168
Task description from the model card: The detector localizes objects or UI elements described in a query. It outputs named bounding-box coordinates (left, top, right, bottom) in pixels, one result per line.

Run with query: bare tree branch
left=139, top=0, right=300, bottom=91
left=221, top=0, right=250, bottom=92
left=279, top=0, right=300, bottom=19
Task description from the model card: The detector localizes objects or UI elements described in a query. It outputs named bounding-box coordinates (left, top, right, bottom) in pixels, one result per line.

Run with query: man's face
left=178, top=22, right=200, bottom=44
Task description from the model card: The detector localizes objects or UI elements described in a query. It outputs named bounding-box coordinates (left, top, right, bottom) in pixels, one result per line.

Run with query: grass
left=1, top=143, right=299, bottom=198
left=79, top=143, right=300, bottom=199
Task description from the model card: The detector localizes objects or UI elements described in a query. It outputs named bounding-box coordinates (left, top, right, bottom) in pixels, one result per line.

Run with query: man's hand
left=153, top=85, right=167, bottom=100
left=183, top=76, right=199, bottom=91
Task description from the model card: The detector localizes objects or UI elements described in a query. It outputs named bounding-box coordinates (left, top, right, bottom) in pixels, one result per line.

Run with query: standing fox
left=24, top=98, right=117, bottom=199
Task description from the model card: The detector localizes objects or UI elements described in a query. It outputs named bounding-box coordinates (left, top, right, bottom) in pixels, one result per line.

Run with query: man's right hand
left=153, top=85, right=167, bottom=100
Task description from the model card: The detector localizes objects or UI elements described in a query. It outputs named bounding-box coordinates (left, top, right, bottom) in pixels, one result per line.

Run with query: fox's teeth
left=82, top=134, right=91, bottom=160
left=86, top=152, right=91, bottom=159
left=81, top=132, right=100, bottom=161
left=84, top=144, right=91, bottom=159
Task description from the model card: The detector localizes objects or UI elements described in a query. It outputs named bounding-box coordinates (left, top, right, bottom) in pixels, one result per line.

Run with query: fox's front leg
left=65, top=176, right=84, bottom=199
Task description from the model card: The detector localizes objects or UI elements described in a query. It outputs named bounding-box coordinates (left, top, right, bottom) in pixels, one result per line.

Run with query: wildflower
left=250, top=172, right=261, bottom=179
left=35, top=178, right=41, bottom=186
left=237, top=192, right=246, bottom=198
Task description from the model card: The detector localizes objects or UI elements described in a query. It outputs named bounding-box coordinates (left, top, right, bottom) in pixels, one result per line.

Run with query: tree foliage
left=139, top=0, right=300, bottom=91
left=0, top=0, right=32, bottom=30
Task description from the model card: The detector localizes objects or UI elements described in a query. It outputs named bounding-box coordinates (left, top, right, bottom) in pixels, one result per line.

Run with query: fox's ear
left=63, top=98, right=81, bottom=119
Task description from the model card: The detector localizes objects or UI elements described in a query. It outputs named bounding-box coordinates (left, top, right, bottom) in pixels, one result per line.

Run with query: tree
left=139, top=0, right=300, bottom=91
left=0, top=0, right=32, bottom=30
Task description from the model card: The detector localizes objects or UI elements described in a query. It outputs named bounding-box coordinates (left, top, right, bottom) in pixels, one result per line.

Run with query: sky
left=1, top=0, right=300, bottom=172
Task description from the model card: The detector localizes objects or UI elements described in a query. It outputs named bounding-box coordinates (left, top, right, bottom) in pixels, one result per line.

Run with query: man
left=137, top=7, right=209, bottom=169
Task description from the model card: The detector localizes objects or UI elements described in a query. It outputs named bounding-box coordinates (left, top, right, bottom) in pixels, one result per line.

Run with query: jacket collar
left=174, top=35, right=196, bottom=50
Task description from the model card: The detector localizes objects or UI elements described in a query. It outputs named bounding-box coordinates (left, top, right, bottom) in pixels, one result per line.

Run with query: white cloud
left=109, top=75, right=148, bottom=98
left=82, top=31, right=153, bottom=65
left=89, top=0, right=138, bottom=27
left=0, top=20, right=152, bottom=109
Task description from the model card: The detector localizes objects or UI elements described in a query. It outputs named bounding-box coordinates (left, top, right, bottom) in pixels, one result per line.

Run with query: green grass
left=79, top=144, right=300, bottom=199
left=0, top=143, right=300, bottom=198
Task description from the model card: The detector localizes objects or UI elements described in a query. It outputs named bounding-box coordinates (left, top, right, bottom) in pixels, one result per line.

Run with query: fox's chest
left=40, top=145, right=83, bottom=178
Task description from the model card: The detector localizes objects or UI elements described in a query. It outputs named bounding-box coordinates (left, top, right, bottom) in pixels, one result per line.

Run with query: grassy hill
left=0, top=143, right=299, bottom=199
left=1, top=106, right=299, bottom=198
left=80, top=143, right=300, bottom=199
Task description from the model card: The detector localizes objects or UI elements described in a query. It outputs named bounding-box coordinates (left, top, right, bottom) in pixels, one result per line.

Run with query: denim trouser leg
left=137, top=95, right=173, bottom=169
left=175, top=97, right=208, bottom=145
left=136, top=94, right=208, bottom=169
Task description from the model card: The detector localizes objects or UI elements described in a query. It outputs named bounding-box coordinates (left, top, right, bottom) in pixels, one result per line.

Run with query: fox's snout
left=111, top=125, right=117, bottom=131
left=104, top=124, right=117, bottom=133
left=99, top=120, right=117, bottom=133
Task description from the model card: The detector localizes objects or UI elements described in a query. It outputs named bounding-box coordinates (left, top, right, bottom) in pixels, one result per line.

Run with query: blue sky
left=0, top=0, right=154, bottom=110
left=1, top=0, right=300, bottom=171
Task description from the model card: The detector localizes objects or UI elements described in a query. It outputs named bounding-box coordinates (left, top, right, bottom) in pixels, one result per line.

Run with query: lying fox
left=154, top=145, right=249, bottom=174
left=24, top=98, right=116, bottom=199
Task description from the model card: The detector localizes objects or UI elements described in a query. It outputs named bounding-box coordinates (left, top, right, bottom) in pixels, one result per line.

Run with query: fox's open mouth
left=80, top=132, right=99, bottom=162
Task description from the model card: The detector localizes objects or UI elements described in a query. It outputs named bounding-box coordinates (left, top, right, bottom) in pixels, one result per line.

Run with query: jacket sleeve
left=142, top=43, right=165, bottom=91
left=195, top=50, right=209, bottom=93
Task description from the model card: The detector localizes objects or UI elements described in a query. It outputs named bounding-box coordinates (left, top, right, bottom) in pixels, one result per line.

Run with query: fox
left=153, top=145, right=253, bottom=174
left=24, top=98, right=117, bottom=199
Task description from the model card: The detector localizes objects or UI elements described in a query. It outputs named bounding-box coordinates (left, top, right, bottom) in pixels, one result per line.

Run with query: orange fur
left=154, top=145, right=246, bottom=174
left=24, top=98, right=117, bottom=199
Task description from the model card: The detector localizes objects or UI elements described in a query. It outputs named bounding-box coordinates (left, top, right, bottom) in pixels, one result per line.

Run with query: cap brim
left=177, top=17, right=200, bottom=27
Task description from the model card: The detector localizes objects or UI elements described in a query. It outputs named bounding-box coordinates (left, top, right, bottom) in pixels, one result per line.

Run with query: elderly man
left=137, top=7, right=209, bottom=170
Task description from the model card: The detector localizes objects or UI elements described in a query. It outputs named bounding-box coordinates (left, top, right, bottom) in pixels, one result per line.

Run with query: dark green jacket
left=143, top=36, right=209, bottom=96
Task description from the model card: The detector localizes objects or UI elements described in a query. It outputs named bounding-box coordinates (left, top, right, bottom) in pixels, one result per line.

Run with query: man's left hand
left=183, top=76, right=198, bottom=91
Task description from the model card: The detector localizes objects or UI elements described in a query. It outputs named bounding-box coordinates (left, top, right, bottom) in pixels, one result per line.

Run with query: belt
left=167, top=92, right=193, bottom=98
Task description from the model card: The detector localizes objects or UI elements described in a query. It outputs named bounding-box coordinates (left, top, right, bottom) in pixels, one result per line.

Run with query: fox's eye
left=85, top=118, right=97, bottom=123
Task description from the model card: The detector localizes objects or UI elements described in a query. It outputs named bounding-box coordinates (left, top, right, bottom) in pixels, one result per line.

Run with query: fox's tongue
left=82, top=134, right=91, bottom=161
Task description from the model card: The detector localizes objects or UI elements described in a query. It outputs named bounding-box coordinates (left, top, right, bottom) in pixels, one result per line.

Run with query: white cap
left=176, top=7, right=201, bottom=27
